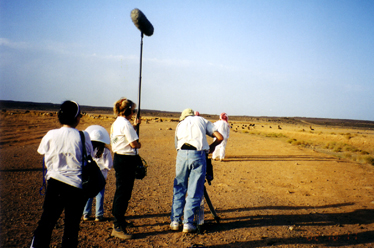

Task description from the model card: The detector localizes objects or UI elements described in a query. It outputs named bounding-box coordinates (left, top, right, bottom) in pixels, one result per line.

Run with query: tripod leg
left=204, top=186, right=220, bottom=223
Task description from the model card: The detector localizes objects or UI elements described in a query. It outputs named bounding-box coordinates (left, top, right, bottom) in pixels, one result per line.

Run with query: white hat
left=85, top=125, right=110, bottom=144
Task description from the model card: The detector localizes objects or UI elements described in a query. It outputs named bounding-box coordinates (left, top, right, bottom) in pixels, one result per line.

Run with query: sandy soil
left=1, top=111, right=374, bottom=247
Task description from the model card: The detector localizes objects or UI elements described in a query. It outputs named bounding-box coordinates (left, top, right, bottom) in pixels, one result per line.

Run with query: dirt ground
left=1, top=110, right=374, bottom=247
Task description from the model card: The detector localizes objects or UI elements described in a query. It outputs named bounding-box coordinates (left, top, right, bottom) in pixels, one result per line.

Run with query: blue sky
left=1, top=0, right=373, bottom=121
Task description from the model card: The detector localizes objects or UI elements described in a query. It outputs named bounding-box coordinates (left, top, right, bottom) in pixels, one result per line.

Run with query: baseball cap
left=179, top=108, right=194, bottom=121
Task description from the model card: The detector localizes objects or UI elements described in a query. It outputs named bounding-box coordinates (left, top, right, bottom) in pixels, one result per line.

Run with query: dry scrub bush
left=363, top=155, right=374, bottom=165
left=243, top=122, right=374, bottom=166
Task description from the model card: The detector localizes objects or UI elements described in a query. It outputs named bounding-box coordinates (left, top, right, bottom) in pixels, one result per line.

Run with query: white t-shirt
left=111, top=116, right=139, bottom=155
left=93, top=147, right=113, bottom=179
left=214, top=120, right=230, bottom=140
left=175, top=116, right=217, bottom=152
left=37, top=127, right=93, bottom=189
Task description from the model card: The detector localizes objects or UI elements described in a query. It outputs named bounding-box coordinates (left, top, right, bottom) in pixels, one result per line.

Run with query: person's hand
left=134, top=117, right=141, bottom=125
left=130, top=140, right=141, bottom=149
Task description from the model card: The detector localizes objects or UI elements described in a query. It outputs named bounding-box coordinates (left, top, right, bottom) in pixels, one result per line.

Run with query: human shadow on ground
left=215, top=203, right=355, bottom=213
left=202, top=207, right=374, bottom=247
left=220, top=155, right=336, bottom=162
left=126, top=203, right=355, bottom=223
left=214, top=208, right=374, bottom=227
left=0, top=168, right=43, bottom=172
left=126, top=203, right=374, bottom=245
left=208, top=230, right=374, bottom=247
left=124, top=206, right=374, bottom=246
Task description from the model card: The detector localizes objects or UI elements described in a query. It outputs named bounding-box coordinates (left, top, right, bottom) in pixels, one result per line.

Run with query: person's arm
left=103, top=148, right=113, bottom=170
left=209, top=131, right=223, bottom=153
left=130, top=140, right=141, bottom=149
left=127, top=117, right=141, bottom=148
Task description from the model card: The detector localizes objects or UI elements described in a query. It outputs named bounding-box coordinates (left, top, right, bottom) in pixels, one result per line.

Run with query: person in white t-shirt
left=30, top=100, right=93, bottom=248
left=212, top=113, right=231, bottom=161
left=110, top=97, right=141, bottom=240
left=82, top=125, right=113, bottom=222
left=170, top=109, right=223, bottom=233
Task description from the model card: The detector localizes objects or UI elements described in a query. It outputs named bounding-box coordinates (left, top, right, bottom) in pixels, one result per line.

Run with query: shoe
left=182, top=223, right=197, bottom=233
left=170, top=221, right=181, bottom=231
left=111, top=226, right=133, bottom=240
left=95, top=216, right=104, bottom=222
left=83, top=215, right=89, bottom=221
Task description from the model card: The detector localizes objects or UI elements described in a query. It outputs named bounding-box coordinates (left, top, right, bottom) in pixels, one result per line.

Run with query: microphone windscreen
left=131, top=9, right=154, bottom=36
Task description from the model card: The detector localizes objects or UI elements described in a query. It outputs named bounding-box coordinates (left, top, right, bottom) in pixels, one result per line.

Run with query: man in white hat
left=170, top=108, right=223, bottom=233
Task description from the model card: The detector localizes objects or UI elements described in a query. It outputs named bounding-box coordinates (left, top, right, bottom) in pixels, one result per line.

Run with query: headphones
left=124, top=101, right=133, bottom=116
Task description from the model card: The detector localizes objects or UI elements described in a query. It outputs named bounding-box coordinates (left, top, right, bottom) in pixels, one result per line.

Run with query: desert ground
left=1, top=106, right=374, bottom=247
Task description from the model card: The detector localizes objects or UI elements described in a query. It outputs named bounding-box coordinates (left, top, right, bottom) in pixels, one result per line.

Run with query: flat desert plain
left=1, top=108, right=374, bottom=247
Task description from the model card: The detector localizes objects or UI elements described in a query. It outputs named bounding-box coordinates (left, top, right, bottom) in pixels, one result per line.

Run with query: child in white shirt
left=82, top=125, right=113, bottom=221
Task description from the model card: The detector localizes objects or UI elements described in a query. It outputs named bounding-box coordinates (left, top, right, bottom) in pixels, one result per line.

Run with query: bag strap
left=39, top=157, right=47, bottom=196
left=79, top=131, right=87, bottom=166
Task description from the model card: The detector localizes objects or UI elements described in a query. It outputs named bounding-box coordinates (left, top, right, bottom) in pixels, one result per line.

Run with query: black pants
left=31, top=178, right=87, bottom=248
left=112, top=153, right=138, bottom=230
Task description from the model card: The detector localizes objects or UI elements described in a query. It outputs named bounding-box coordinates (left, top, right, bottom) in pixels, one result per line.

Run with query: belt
left=181, top=143, right=197, bottom=150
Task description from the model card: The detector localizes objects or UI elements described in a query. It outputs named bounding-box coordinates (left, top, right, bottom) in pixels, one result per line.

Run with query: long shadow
left=208, top=230, right=374, bottom=247
left=216, top=203, right=355, bottom=213
left=216, top=209, right=374, bottom=228
left=126, top=203, right=354, bottom=221
left=221, top=155, right=336, bottom=162
left=128, top=205, right=374, bottom=246
left=0, top=168, right=43, bottom=172
left=202, top=208, right=374, bottom=246
left=127, top=211, right=170, bottom=220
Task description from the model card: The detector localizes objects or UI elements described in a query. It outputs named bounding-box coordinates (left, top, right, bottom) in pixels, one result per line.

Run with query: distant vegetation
left=2, top=100, right=374, bottom=166
left=234, top=121, right=374, bottom=166
left=2, top=100, right=374, bottom=129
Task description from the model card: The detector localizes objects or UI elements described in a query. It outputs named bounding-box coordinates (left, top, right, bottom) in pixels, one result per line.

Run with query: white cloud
left=0, top=38, right=31, bottom=49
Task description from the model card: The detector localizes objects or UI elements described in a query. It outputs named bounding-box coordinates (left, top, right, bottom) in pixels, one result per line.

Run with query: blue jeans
left=83, top=188, right=105, bottom=217
left=171, top=150, right=206, bottom=224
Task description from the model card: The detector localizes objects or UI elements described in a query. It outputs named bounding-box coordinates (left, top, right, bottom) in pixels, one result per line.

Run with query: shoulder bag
left=134, top=154, right=147, bottom=180
left=79, top=131, right=106, bottom=198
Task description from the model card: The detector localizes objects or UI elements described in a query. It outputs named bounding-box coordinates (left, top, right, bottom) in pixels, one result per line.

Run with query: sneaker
left=170, top=221, right=181, bottom=231
left=111, top=226, right=133, bottom=240
left=83, top=215, right=90, bottom=221
left=95, top=216, right=104, bottom=222
left=182, top=223, right=197, bottom=233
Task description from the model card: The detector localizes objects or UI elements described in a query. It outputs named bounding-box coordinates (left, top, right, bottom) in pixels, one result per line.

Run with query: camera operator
left=170, top=108, right=223, bottom=233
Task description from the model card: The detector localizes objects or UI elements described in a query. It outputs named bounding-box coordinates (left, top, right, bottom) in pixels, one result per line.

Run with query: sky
left=1, top=0, right=373, bottom=121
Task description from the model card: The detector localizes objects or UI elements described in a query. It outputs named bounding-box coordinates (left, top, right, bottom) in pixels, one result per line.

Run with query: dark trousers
left=31, top=178, right=87, bottom=248
left=112, top=153, right=137, bottom=230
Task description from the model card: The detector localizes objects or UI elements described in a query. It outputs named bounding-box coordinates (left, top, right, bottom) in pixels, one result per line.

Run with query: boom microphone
left=130, top=8, right=154, bottom=36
